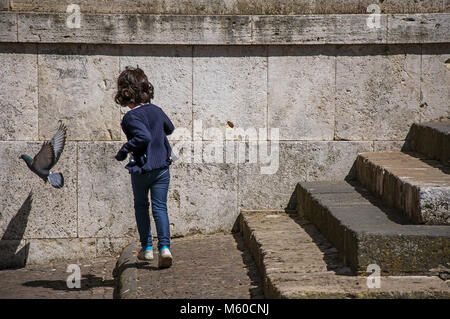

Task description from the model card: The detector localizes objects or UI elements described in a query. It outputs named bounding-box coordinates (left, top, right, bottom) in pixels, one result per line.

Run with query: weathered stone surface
left=17, top=13, right=252, bottom=45
left=409, top=120, right=450, bottom=164
left=0, top=43, right=38, bottom=140
left=38, top=44, right=121, bottom=141
left=238, top=142, right=308, bottom=210
left=373, top=141, right=407, bottom=152
left=420, top=44, right=450, bottom=122
left=0, top=142, right=77, bottom=239
left=335, top=45, right=421, bottom=141
left=306, top=141, right=373, bottom=181
left=96, top=237, right=134, bottom=257
left=253, top=14, right=387, bottom=44
left=240, top=210, right=450, bottom=298
left=7, top=0, right=447, bottom=14
left=388, top=13, right=450, bottom=43
left=268, top=46, right=335, bottom=140
left=77, top=142, right=136, bottom=238
left=356, top=152, right=450, bottom=224
left=297, top=181, right=450, bottom=275
left=169, top=161, right=238, bottom=236
left=193, top=46, right=267, bottom=131
left=120, top=45, right=193, bottom=142
left=0, top=12, right=16, bottom=41
left=26, top=238, right=97, bottom=264
left=3, top=11, right=447, bottom=44
left=382, top=0, right=445, bottom=14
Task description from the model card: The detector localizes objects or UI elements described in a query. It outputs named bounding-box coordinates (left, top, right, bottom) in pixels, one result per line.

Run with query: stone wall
left=0, top=8, right=449, bottom=266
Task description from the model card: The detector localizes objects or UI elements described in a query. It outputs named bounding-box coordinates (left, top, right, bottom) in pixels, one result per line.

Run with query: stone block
left=17, top=12, right=253, bottom=45
left=120, top=45, right=193, bottom=142
left=388, top=13, right=450, bottom=43
left=7, top=0, right=446, bottom=14
left=168, top=161, right=238, bottom=236
left=382, top=0, right=445, bottom=14
left=0, top=43, right=38, bottom=140
left=0, top=142, right=77, bottom=239
left=268, top=46, right=335, bottom=140
left=26, top=238, right=97, bottom=264
left=335, top=45, right=421, bottom=141
left=77, top=142, right=136, bottom=238
left=252, top=14, right=387, bottom=44
left=420, top=44, right=450, bottom=122
left=373, top=141, right=407, bottom=152
left=96, top=237, right=134, bottom=257
left=193, top=46, right=267, bottom=132
left=38, top=44, right=121, bottom=141
left=0, top=12, right=16, bottom=41
left=356, top=152, right=450, bottom=224
left=238, top=142, right=308, bottom=210
left=306, top=141, right=373, bottom=181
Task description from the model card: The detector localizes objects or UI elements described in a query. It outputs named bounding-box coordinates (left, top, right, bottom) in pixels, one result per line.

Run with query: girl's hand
left=115, top=150, right=127, bottom=161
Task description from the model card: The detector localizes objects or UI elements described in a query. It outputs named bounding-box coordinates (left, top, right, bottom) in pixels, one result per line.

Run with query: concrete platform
left=409, top=120, right=450, bottom=165
left=356, top=152, right=450, bottom=224
left=239, top=210, right=450, bottom=298
left=296, top=181, right=450, bottom=275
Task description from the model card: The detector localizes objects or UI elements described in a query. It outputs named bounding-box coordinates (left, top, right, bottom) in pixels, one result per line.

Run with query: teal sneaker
left=158, top=247, right=173, bottom=268
left=137, top=247, right=154, bottom=261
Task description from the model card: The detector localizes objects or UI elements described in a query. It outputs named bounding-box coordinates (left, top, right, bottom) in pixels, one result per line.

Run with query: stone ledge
left=113, top=243, right=138, bottom=299
left=3, top=0, right=448, bottom=15
left=239, top=210, right=450, bottom=298
left=0, top=12, right=449, bottom=44
left=296, top=181, right=450, bottom=275
left=409, top=120, right=450, bottom=165
left=356, top=152, right=450, bottom=225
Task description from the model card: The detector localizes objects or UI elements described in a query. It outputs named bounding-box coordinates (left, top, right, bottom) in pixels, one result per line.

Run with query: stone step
left=296, top=181, right=450, bottom=275
left=239, top=210, right=450, bottom=298
left=356, top=151, right=450, bottom=225
left=408, top=120, right=450, bottom=165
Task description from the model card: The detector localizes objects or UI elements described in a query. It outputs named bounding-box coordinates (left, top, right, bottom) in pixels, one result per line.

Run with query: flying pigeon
left=20, top=123, right=67, bottom=189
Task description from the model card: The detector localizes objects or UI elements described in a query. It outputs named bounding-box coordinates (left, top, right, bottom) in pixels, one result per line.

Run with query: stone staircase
left=239, top=120, right=450, bottom=298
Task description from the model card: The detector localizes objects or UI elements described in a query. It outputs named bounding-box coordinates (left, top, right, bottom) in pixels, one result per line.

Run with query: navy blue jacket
left=118, top=103, right=174, bottom=174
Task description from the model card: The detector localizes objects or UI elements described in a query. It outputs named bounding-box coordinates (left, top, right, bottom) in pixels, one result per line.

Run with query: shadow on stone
left=287, top=212, right=354, bottom=276
left=0, top=191, right=33, bottom=270
left=22, top=274, right=114, bottom=291
left=232, top=233, right=264, bottom=299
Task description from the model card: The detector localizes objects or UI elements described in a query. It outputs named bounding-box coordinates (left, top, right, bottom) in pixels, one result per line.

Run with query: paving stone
left=136, top=233, right=263, bottom=299
left=0, top=256, right=116, bottom=299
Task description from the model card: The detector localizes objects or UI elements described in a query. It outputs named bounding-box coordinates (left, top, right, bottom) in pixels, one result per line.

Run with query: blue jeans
left=130, top=167, right=170, bottom=251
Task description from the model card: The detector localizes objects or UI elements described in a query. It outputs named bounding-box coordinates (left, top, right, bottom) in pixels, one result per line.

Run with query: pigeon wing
left=50, top=123, right=67, bottom=165
left=32, top=142, right=55, bottom=171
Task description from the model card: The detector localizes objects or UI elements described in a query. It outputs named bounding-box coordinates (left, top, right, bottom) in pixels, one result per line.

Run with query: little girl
left=114, top=66, right=174, bottom=268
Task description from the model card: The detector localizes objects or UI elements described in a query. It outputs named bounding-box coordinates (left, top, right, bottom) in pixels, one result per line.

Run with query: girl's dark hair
left=114, top=66, right=154, bottom=106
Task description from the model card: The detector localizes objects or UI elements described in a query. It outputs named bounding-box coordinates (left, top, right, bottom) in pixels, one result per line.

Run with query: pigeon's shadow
left=22, top=274, right=115, bottom=291
left=0, top=191, right=32, bottom=270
